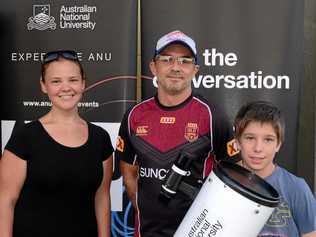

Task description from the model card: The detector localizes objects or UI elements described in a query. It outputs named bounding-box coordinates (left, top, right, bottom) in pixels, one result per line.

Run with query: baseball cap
left=154, top=30, right=197, bottom=63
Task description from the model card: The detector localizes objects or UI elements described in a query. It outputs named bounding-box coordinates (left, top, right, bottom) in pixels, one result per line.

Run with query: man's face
left=149, top=44, right=199, bottom=96
left=236, top=121, right=281, bottom=178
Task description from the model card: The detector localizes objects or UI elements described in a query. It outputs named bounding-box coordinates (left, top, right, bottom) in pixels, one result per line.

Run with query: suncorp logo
left=139, top=167, right=169, bottom=180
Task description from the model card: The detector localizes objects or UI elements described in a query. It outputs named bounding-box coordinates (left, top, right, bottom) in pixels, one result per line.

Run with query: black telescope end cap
left=214, top=161, right=280, bottom=207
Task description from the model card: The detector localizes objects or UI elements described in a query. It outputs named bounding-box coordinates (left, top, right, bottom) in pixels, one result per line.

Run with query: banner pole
left=136, top=0, right=142, bottom=103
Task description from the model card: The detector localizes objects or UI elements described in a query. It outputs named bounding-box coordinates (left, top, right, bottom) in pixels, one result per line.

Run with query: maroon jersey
left=116, top=94, right=236, bottom=237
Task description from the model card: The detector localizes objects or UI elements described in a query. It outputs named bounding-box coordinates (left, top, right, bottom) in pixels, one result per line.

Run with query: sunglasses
left=42, top=50, right=79, bottom=64
left=155, top=54, right=196, bottom=65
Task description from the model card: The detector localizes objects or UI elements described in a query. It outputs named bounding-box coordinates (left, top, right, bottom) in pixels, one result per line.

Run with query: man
left=234, top=101, right=316, bottom=237
left=115, top=30, right=238, bottom=237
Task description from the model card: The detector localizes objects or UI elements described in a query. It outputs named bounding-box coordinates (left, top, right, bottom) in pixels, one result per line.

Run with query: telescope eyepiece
left=160, top=151, right=196, bottom=200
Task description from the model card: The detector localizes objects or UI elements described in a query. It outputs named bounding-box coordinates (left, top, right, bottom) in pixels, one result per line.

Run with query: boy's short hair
left=234, top=101, right=285, bottom=144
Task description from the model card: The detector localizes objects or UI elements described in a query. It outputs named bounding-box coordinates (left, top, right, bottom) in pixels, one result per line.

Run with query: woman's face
left=40, top=59, right=85, bottom=112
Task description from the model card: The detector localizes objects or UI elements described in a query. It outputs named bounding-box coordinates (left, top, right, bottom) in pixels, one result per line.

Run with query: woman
left=0, top=50, right=113, bottom=237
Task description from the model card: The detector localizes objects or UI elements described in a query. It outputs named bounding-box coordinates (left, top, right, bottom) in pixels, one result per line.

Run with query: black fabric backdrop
left=141, top=0, right=303, bottom=177
left=0, top=1, right=137, bottom=236
left=1, top=0, right=314, bottom=236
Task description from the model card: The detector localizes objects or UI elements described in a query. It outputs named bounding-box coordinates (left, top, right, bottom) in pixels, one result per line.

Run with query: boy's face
left=236, top=121, right=281, bottom=178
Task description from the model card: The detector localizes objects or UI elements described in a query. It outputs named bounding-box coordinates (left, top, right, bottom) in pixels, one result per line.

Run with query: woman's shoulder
left=25, top=120, right=40, bottom=128
left=13, top=120, right=40, bottom=135
left=5, top=120, right=42, bottom=160
left=87, top=121, right=104, bottom=132
left=87, top=122, right=111, bottom=138
left=86, top=122, right=114, bottom=153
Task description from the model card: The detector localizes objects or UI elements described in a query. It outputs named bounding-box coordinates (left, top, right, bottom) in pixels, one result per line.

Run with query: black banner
left=141, top=0, right=303, bottom=177
left=1, top=0, right=313, bottom=236
left=1, top=0, right=137, bottom=236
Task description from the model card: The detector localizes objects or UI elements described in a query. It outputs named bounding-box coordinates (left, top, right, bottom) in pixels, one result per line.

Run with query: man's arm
left=120, top=160, right=138, bottom=209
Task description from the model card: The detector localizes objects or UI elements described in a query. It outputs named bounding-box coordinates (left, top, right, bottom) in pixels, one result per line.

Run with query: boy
left=234, top=101, right=316, bottom=237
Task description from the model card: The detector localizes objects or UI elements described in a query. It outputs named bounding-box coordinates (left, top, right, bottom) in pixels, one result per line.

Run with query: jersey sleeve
left=292, top=178, right=316, bottom=234
left=115, top=109, right=137, bottom=165
left=211, top=105, right=240, bottom=162
left=5, top=124, right=29, bottom=161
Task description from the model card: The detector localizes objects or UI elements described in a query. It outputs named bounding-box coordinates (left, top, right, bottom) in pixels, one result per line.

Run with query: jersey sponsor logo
left=136, top=126, right=149, bottom=136
left=184, top=122, right=199, bottom=142
left=160, top=117, right=176, bottom=124
left=139, top=167, right=169, bottom=180
left=227, top=139, right=239, bottom=157
left=116, top=136, right=125, bottom=152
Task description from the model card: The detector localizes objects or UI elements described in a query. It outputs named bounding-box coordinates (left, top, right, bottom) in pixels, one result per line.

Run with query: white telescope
left=174, top=161, right=279, bottom=237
